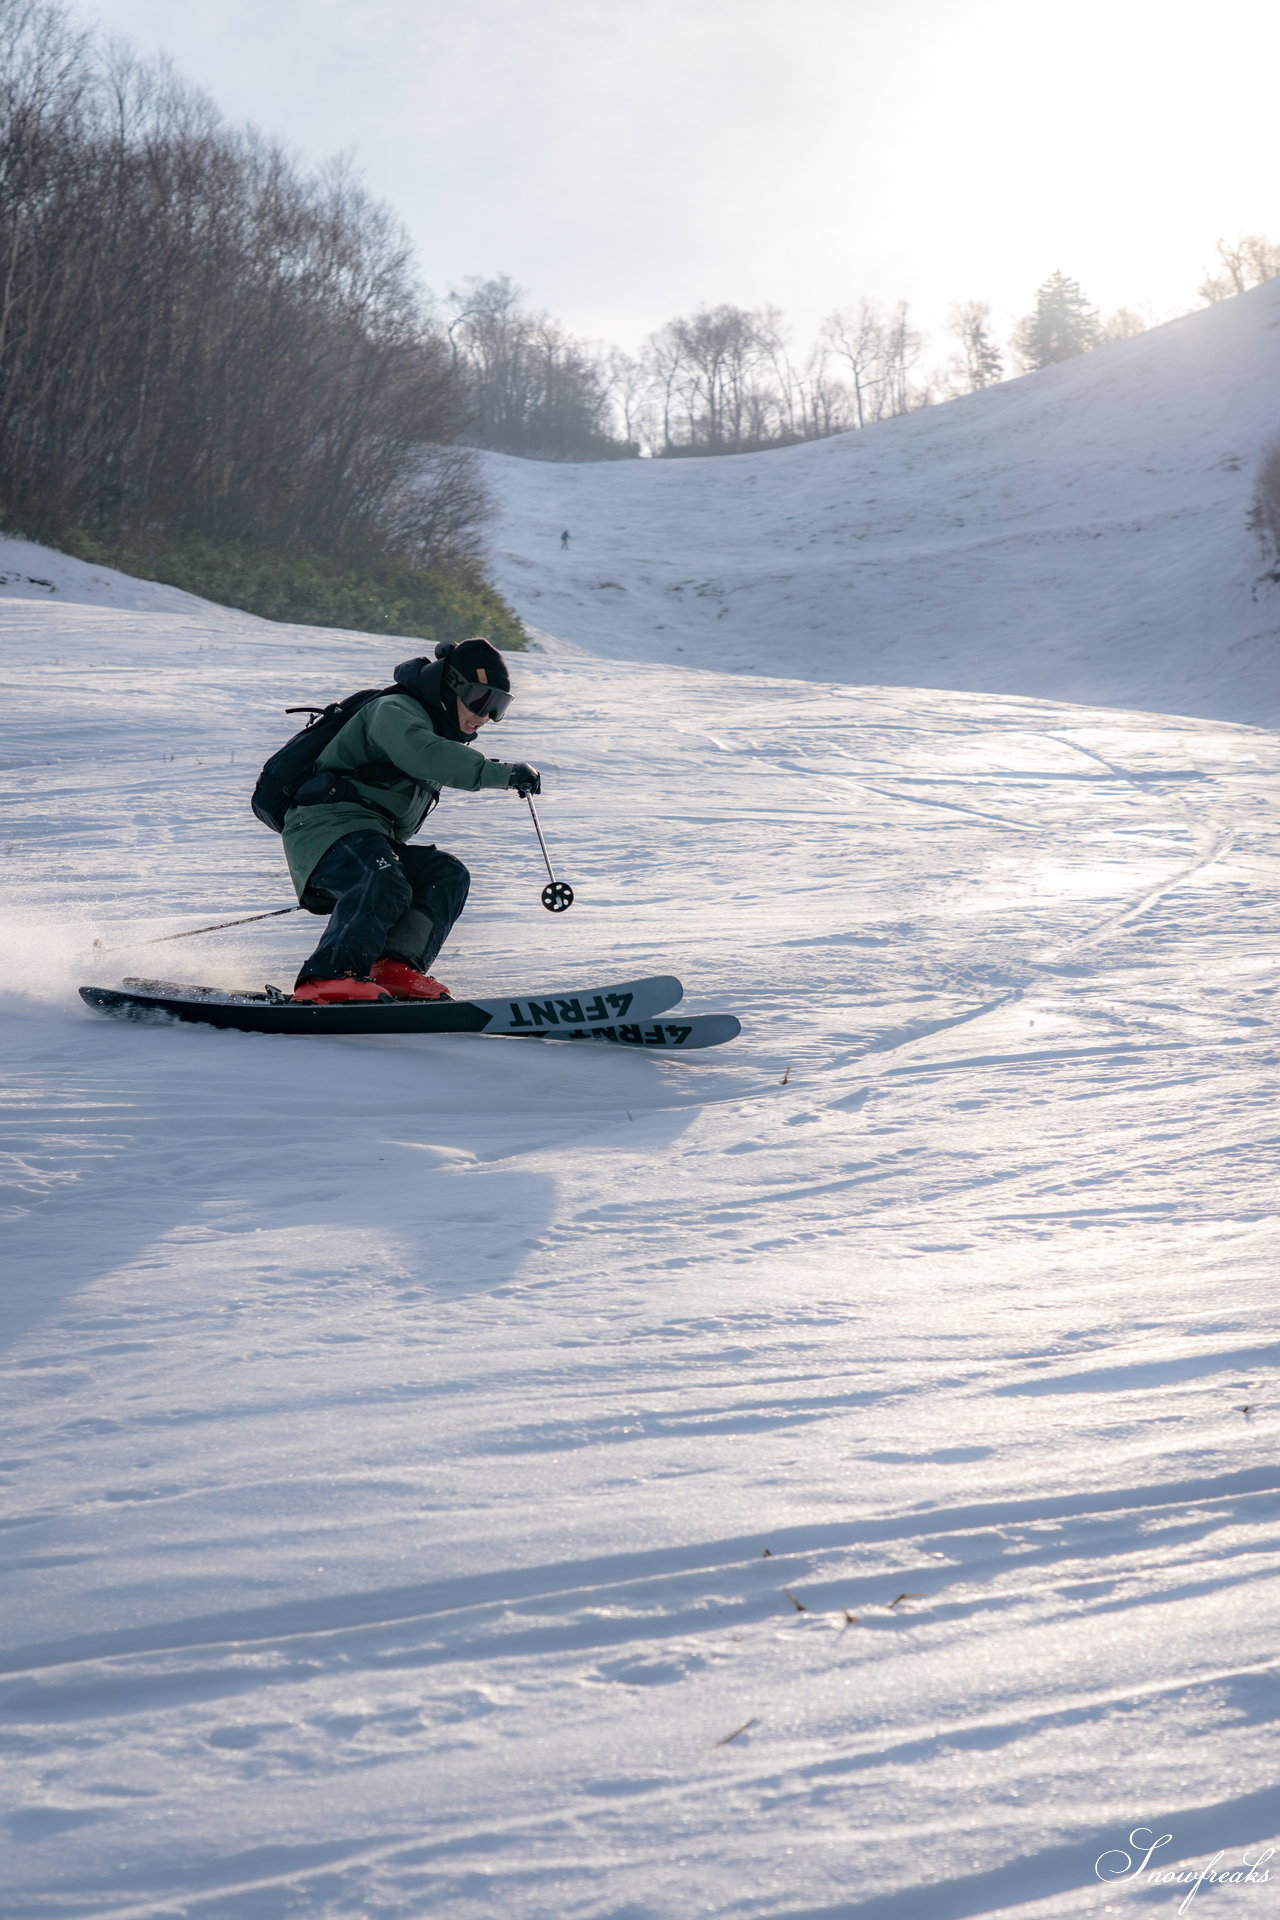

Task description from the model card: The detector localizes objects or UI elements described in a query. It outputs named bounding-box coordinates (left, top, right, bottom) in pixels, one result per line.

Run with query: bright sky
left=87, top=0, right=1280, bottom=360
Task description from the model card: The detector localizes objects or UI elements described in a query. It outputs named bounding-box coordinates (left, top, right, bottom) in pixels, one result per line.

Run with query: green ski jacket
left=282, top=691, right=517, bottom=901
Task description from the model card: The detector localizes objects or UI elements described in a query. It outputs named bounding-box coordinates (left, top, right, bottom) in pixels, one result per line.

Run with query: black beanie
left=439, top=636, right=511, bottom=692
left=392, top=638, right=512, bottom=743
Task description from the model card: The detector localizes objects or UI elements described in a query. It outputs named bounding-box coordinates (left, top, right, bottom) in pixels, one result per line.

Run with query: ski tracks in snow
left=4, top=597, right=1280, bottom=1918
left=4, top=1462, right=1279, bottom=1917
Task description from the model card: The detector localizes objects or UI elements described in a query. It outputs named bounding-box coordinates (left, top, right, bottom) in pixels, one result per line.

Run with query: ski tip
left=536, top=1011, right=739, bottom=1050
left=79, top=985, right=172, bottom=1022
left=691, top=1014, right=740, bottom=1045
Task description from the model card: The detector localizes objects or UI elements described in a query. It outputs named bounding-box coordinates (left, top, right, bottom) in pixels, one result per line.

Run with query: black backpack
left=251, top=687, right=401, bottom=833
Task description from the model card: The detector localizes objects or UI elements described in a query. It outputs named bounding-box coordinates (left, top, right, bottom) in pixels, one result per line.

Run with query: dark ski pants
left=297, top=831, right=470, bottom=986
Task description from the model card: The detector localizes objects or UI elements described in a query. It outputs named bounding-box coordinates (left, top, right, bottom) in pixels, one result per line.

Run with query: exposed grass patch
left=58, top=533, right=527, bottom=650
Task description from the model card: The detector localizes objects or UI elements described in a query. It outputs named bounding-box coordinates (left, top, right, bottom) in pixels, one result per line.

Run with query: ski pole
left=91, top=905, right=300, bottom=956
left=526, top=794, right=574, bottom=912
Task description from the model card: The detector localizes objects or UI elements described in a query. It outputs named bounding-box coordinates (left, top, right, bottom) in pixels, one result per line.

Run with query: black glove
left=507, top=762, right=541, bottom=797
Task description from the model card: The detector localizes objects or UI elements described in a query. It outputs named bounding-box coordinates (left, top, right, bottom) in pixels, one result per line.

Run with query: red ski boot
left=291, top=976, right=391, bottom=1005
left=369, top=959, right=452, bottom=1001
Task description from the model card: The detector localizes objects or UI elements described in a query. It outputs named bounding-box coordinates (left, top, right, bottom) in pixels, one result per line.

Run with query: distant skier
left=560, top=529, right=570, bottom=549
left=281, top=639, right=540, bottom=1005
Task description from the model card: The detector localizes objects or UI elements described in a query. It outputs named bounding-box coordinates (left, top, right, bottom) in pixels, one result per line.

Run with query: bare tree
left=882, top=300, right=924, bottom=416
left=642, top=303, right=792, bottom=454
left=821, top=299, right=928, bottom=425
left=0, top=0, right=481, bottom=562
left=796, top=353, right=852, bottom=437
left=672, top=305, right=770, bottom=450
left=1199, top=234, right=1280, bottom=304
left=822, top=300, right=888, bottom=428
left=1096, top=306, right=1151, bottom=344
left=642, top=295, right=926, bottom=453
left=600, top=346, right=651, bottom=448
left=446, top=276, right=628, bottom=459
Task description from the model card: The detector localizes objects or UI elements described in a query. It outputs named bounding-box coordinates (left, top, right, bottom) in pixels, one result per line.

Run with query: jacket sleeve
left=364, top=696, right=514, bottom=792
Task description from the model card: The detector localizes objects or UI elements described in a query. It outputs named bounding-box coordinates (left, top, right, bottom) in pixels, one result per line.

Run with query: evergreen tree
left=1012, top=272, right=1099, bottom=371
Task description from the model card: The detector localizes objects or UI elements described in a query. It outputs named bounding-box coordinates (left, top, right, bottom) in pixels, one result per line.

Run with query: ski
left=78, top=973, right=686, bottom=1039
left=522, top=1014, right=740, bottom=1051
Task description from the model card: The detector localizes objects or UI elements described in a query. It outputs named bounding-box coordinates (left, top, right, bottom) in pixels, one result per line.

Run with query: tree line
left=0, top=0, right=484, bottom=572
left=452, top=243, right=1280, bottom=462
left=4, top=0, right=1278, bottom=574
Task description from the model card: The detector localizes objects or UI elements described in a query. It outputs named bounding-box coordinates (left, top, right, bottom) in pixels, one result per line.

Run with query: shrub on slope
left=59, top=533, right=526, bottom=649
left=1249, top=434, right=1280, bottom=580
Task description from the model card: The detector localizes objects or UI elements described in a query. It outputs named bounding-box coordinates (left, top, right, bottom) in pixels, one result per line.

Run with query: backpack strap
left=291, top=765, right=406, bottom=824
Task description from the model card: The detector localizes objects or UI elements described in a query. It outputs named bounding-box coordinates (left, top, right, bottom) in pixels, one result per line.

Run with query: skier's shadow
left=1, top=1009, right=219, bottom=1352
left=1, top=1011, right=693, bottom=1346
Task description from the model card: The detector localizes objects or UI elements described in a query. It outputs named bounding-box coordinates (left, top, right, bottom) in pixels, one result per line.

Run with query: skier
left=283, top=638, right=540, bottom=1005
left=560, top=529, right=570, bottom=550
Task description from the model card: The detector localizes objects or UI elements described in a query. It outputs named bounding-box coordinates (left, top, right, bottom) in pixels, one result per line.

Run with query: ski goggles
left=444, top=666, right=512, bottom=721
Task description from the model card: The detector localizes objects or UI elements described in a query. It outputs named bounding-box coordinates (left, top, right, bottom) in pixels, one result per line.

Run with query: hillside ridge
left=483, top=279, right=1280, bottom=726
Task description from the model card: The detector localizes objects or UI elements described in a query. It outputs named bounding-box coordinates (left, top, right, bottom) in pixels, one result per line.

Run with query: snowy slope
left=0, top=533, right=244, bottom=619
left=3, top=329, right=1280, bottom=1917
left=484, top=278, right=1280, bottom=727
